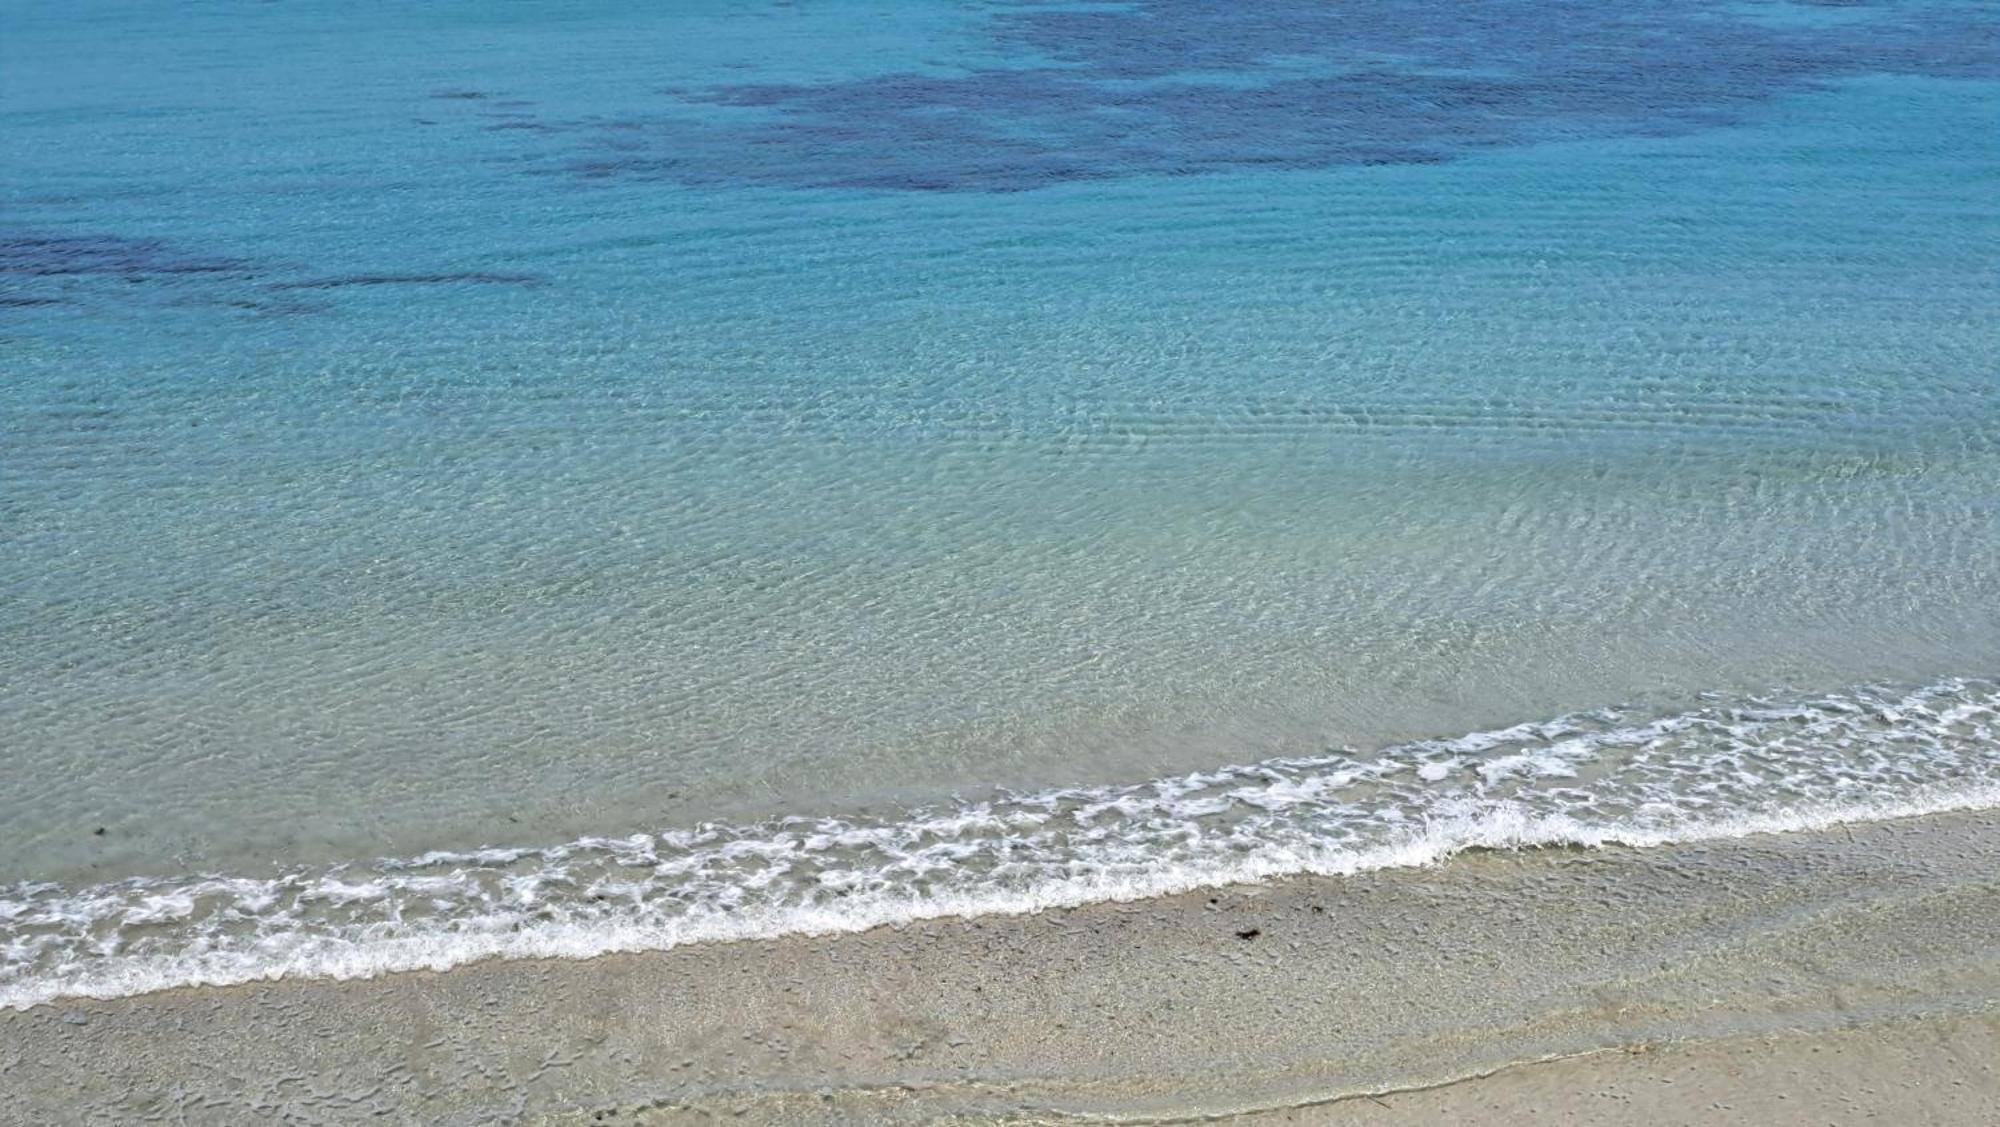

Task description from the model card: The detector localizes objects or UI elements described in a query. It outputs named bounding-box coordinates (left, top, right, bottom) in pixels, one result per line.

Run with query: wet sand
left=5, top=808, right=1998, bottom=1123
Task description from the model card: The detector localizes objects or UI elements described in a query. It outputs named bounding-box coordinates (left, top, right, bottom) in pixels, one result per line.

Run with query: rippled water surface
left=2, top=0, right=1997, bottom=1001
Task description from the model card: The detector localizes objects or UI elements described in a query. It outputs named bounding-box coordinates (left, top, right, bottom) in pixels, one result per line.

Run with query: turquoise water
left=2, top=0, right=1997, bottom=1003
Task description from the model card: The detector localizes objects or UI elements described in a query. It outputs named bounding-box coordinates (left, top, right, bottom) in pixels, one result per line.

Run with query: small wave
left=4, top=677, right=1996, bottom=1010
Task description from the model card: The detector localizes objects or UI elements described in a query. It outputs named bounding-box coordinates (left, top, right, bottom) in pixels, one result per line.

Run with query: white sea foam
left=3, top=677, right=1996, bottom=1011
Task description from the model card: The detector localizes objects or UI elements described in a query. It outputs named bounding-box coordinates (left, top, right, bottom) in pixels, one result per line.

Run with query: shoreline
left=8, top=674, right=1996, bottom=1014
left=7, top=805, right=2000, bottom=1121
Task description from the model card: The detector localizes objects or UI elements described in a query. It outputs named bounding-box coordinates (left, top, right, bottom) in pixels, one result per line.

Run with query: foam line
left=4, top=677, right=1995, bottom=1010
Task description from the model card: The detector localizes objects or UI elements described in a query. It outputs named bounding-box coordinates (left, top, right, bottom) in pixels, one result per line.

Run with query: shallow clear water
left=2, top=0, right=1997, bottom=1002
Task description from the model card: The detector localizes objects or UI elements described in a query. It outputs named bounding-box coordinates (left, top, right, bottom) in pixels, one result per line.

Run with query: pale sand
left=1238, top=1008, right=2000, bottom=1125
left=4, top=808, right=1999, bottom=1123
left=571, top=1012, right=2000, bottom=1125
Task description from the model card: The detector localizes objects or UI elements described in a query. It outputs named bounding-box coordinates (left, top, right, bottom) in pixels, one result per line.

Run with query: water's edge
left=5, top=675, right=1995, bottom=1010
left=8, top=804, right=1999, bottom=1124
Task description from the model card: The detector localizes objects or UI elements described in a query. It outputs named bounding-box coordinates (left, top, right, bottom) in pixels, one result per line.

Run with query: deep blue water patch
left=548, top=0, right=2000, bottom=191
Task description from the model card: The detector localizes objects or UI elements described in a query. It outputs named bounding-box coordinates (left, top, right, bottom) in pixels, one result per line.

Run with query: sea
left=2, top=0, right=1996, bottom=1009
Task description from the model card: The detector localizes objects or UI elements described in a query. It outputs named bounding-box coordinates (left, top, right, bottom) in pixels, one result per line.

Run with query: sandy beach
left=6, top=807, right=1996, bottom=1123
left=1249, top=1010, right=2000, bottom=1125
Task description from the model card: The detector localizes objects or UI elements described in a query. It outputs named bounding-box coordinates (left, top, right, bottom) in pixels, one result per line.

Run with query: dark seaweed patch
left=0, top=232, right=269, bottom=316
left=0, top=234, right=254, bottom=280
left=557, top=0, right=1999, bottom=193
left=267, top=272, right=546, bottom=291
left=0, top=232, right=545, bottom=318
